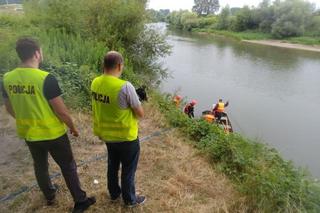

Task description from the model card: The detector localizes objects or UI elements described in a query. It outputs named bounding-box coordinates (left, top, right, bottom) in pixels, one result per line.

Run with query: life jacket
left=217, top=102, right=225, bottom=112
left=203, top=114, right=215, bottom=123
left=173, top=97, right=181, bottom=107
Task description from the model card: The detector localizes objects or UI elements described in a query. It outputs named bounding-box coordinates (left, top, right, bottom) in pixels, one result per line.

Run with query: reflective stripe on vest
left=217, top=102, right=225, bottom=112
left=91, top=75, right=138, bottom=142
left=3, top=68, right=67, bottom=141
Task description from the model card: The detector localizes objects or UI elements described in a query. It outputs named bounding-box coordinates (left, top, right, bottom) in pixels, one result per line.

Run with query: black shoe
left=110, top=194, right=121, bottom=203
left=72, top=197, right=96, bottom=213
left=46, top=184, right=59, bottom=206
left=47, top=197, right=56, bottom=206
left=125, top=195, right=146, bottom=208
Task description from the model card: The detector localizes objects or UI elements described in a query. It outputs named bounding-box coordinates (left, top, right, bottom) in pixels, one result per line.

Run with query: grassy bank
left=193, top=28, right=272, bottom=41
left=0, top=104, right=247, bottom=212
left=192, top=28, right=320, bottom=46
left=151, top=92, right=320, bottom=212
left=286, top=36, right=320, bottom=46
left=2, top=90, right=320, bottom=212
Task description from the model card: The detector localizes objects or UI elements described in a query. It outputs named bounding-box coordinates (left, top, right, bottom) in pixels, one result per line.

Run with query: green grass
left=192, top=27, right=320, bottom=46
left=151, top=91, right=320, bottom=212
left=286, top=36, right=320, bottom=45
left=192, top=28, right=272, bottom=41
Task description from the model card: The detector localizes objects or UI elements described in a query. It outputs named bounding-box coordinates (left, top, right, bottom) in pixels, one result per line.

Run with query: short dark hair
left=219, top=99, right=223, bottom=102
left=16, top=38, right=40, bottom=62
left=103, top=51, right=124, bottom=71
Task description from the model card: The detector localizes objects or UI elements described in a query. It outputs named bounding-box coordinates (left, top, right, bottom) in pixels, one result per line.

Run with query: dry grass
left=0, top=103, right=247, bottom=213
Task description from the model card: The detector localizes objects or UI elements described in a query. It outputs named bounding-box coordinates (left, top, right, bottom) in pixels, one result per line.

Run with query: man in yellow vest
left=213, top=99, right=229, bottom=121
left=1, top=38, right=95, bottom=212
left=91, top=51, right=145, bottom=207
left=173, top=95, right=182, bottom=108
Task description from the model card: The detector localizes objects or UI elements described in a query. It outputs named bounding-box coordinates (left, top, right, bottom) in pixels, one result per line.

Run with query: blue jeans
left=106, top=139, right=140, bottom=204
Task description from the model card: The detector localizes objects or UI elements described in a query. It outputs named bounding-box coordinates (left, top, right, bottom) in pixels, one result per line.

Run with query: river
left=159, top=24, right=320, bottom=177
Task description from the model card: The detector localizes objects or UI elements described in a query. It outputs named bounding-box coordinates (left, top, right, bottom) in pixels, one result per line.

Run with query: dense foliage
left=147, top=9, right=170, bottom=22
left=192, top=0, right=220, bottom=16
left=0, top=0, right=171, bottom=106
left=168, top=10, right=217, bottom=31
left=152, top=92, right=320, bottom=212
left=165, top=0, right=320, bottom=41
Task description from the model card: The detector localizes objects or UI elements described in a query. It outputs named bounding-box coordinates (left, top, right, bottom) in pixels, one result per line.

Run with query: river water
left=159, top=25, right=320, bottom=177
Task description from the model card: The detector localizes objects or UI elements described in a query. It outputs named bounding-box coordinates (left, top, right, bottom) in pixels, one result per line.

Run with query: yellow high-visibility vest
left=91, top=75, right=138, bottom=142
left=3, top=68, right=67, bottom=141
left=217, top=102, right=225, bottom=112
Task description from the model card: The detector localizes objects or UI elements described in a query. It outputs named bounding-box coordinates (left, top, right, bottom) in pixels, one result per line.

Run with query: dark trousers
left=106, top=139, right=140, bottom=204
left=215, top=111, right=223, bottom=121
left=26, top=134, right=87, bottom=203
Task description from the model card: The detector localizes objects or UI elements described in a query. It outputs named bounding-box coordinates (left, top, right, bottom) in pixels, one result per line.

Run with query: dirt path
left=0, top=104, right=246, bottom=213
left=243, top=40, right=320, bottom=53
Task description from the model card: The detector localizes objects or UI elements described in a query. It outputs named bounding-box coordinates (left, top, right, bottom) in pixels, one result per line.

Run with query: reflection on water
left=161, top=25, right=320, bottom=177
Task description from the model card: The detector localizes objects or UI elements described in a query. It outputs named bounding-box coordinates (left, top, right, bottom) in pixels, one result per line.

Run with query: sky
left=148, top=0, right=320, bottom=11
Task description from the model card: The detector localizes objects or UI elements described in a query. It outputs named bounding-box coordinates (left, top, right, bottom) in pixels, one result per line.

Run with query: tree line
left=150, top=0, right=320, bottom=39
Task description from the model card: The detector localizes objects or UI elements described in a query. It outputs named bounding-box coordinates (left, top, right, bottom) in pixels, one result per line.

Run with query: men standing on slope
left=1, top=38, right=95, bottom=213
left=91, top=51, right=146, bottom=207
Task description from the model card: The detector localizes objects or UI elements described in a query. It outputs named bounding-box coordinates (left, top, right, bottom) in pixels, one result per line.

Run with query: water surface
left=160, top=26, right=320, bottom=177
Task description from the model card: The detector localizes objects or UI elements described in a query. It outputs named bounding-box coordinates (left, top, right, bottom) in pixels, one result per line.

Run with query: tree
left=230, top=7, right=241, bottom=16
left=147, top=9, right=170, bottom=22
left=256, top=0, right=276, bottom=33
left=216, top=5, right=230, bottom=30
left=192, top=0, right=220, bottom=16
left=232, top=6, right=258, bottom=31
left=271, top=0, right=315, bottom=38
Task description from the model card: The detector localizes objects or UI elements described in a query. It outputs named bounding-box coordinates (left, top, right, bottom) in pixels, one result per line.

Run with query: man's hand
left=132, top=105, right=144, bottom=119
left=49, top=96, right=78, bottom=136
left=70, top=128, right=79, bottom=137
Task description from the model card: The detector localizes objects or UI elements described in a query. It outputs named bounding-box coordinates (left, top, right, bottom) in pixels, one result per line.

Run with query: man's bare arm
left=132, top=105, right=144, bottom=119
left=49, top=96, right=79, bottom=137
left=213, top=104, right=218, bottom=111
left=4, top=99, right=15, bottom=118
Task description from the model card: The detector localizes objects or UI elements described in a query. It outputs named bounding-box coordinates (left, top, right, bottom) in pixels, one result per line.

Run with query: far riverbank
left=243, top=39, right=320, bottom=53
left=193, top=28, right=320, bottom=53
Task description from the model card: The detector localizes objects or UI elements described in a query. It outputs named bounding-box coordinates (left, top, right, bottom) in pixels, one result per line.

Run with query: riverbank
left=243, top=40, right=320, bottom=53
left=0, top=104, right=246, bottom=212
left=193, top=28, right=320, bottom=53
left=1, top=92, right=320, bottom=212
